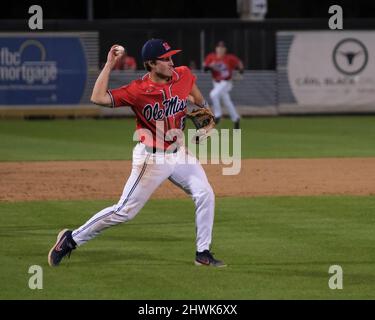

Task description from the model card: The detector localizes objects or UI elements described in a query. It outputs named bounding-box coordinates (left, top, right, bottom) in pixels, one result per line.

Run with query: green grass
left=1, top=196, right=374, bottom=299
left=0, top=118, right=136, bottom=161
left=0, top=116, right=374, bottom=161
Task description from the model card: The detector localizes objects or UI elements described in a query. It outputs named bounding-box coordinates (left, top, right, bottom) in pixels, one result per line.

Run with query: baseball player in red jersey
left=113, top=52, right=137, bottom=71
left=48, top=39, right=226, bottom=268
left=204, top=41, right=244, bottom=129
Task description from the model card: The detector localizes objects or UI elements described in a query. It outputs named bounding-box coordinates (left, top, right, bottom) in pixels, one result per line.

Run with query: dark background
left=1, top=1, right=375, bottom=70
left=2, top=0, right=375, bottom=19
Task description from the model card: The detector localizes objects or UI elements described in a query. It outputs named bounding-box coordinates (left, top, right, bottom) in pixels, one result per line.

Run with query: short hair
left=143, top=60, right=156, bottom=72
left=216, top=41, right=226, bottom=48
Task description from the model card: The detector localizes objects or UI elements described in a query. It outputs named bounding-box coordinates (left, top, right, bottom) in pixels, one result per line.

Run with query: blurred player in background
left=112, top=51, right=137, bottom=71
left=204, top=41, right=244, bottom=129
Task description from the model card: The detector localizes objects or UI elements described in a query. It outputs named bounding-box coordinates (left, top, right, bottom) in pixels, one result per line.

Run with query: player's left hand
left=187, top=107, right=216, bottom=144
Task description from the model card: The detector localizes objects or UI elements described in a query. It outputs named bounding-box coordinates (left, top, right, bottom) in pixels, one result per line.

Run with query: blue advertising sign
left=0, top=35, right=87, bottom=104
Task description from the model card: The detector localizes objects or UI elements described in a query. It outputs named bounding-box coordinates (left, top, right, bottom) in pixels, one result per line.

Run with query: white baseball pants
left=209, top=80, right=240, bottom=122
left=72, top=143, right=215, bottom=252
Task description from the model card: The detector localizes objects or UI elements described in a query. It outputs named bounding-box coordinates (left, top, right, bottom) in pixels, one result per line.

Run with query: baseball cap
left=141, top=39, right=181, bottom=62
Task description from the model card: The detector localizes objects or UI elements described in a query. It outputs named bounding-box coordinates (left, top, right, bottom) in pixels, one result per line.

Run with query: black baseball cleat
left=48, top=229, right=76, bottom=267
left=234, top=120, right=240, bottom=129
left=195, top=250, right=227, bottom=267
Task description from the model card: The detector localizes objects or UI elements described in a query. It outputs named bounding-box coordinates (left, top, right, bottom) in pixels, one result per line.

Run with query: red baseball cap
left=141, top=39, right=181, bottom=62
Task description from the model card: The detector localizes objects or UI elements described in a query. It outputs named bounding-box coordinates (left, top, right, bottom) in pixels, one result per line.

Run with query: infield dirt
left=1, top=158, right=374, bottom=201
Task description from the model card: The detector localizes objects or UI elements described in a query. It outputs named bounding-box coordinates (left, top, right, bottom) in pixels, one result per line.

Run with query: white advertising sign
left=287, top=31, right=375, bottom=108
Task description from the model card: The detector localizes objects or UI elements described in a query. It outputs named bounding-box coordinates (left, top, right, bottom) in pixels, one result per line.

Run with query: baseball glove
left=187, top=107, right=216, bottom=144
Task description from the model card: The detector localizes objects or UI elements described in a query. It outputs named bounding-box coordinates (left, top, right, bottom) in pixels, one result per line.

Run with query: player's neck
left=149, top=72, right=171, bottom=84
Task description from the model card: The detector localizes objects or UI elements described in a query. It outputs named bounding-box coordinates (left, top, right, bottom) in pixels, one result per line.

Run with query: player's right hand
left=106, top=44, right=124, bottom=68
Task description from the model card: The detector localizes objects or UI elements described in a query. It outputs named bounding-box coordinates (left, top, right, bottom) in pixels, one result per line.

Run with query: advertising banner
left=277, top=31, right=375, bottom=111
left=0, top=32, right=97, bottom=105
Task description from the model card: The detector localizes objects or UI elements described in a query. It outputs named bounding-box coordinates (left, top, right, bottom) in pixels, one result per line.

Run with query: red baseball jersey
left=204, top=53, right=241, bottom=81
left=108, top=66, right=196, bottom=150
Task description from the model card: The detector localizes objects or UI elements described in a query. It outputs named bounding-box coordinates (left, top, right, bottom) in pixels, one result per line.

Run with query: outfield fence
left=1, top=28, right=375, bottom=117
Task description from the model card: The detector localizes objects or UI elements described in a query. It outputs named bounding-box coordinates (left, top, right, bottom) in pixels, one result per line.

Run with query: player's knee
left=195, top=185, right=215, bottom=204
left=209, top=90, right=220, bottom=100
left=206, top=186, right=215, bottom=202
left=112, top=205, right=135, bottom=223
left=222, top=94, right=233, bottom=104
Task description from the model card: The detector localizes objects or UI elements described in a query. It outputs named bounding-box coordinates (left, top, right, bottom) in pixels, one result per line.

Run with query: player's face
left=154, top=56, right=174, bottom=78
left=215, top=46, right=227, bottom=57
